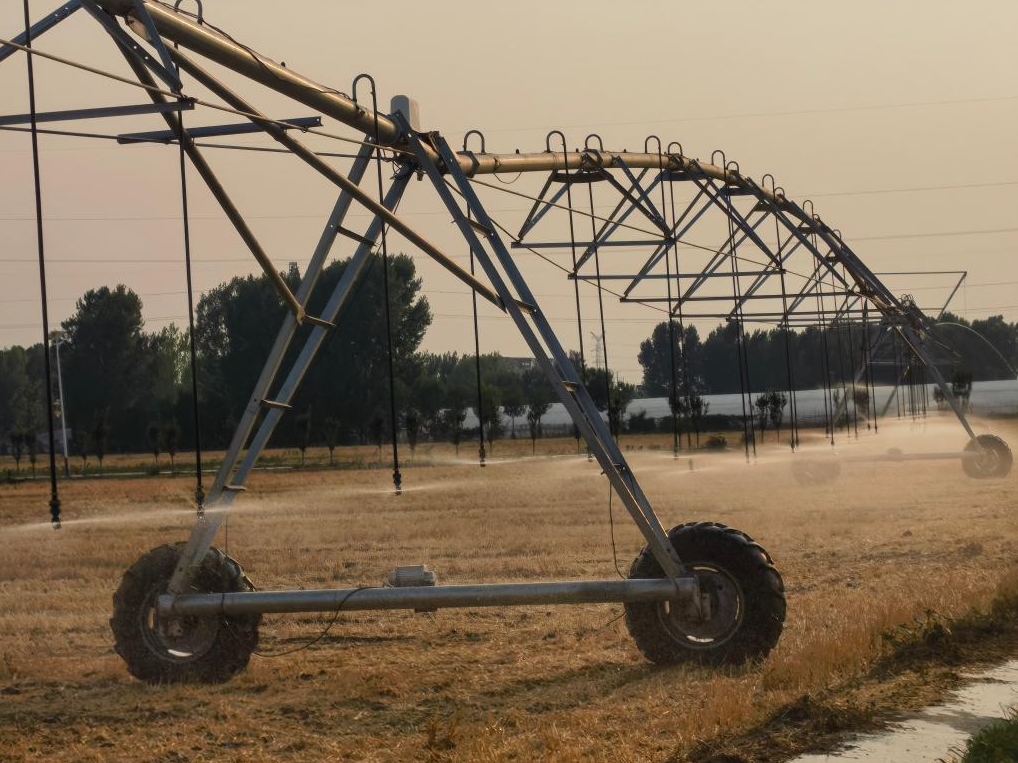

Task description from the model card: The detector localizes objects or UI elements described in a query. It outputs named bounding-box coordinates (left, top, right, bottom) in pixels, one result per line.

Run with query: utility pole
left=590, top=331, right=603, bottom=371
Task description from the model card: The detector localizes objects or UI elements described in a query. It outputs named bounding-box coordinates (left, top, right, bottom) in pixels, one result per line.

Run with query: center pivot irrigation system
left=5, top=0, right=1013, bottom=684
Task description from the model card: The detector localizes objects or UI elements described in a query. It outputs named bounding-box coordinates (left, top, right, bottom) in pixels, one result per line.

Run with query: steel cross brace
left=571, top=165, right=672, bottom=274
left=402, top=121, right=688, bottom=582
left=79, top=0, right=182, bottom=92
left=802, top=218, right=979, bottom=440
left=621, top=178, right=715, bottom=294
left=167, top=169, right=412, bottom=596
left=0, top=0, right=81, bottom=64
left=515, top=171, right=565, bottom=241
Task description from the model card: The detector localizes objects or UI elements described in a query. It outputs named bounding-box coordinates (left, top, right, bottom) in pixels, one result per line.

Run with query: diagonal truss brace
left=404, top=121, right=689, bottom=583
left=0, top=0, right=80, bottom=64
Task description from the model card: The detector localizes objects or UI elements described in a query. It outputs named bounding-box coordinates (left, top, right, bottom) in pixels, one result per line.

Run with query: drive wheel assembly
left=110, top=543, right=260, bottom=684
left=962, top=434, right=1013, bottom=479
left=624, top=522, right=785, bottom=666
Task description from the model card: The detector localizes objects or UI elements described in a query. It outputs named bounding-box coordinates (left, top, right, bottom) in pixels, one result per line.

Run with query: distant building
left=503, top=357, right=535, bottom=374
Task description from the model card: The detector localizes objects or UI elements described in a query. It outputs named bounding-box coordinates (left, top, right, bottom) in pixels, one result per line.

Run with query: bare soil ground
left=2, top=415, right=1017, bottom=762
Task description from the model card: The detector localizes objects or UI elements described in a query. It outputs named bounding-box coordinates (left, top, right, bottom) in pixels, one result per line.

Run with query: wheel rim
left=970, top=449, right=1000, bottom=475
left=655, top=564, right=744, bottom=648
left=139, top=584, right=219, bottom=662
left=965, top=436, right=1006, bottom=477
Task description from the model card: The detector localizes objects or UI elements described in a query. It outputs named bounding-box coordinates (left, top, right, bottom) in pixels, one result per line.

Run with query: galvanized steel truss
left=1, top=0, right=990, bottom=614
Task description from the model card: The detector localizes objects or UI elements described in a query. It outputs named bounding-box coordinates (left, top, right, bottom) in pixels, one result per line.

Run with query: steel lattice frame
left=1, top=1, right=1003, bottom=634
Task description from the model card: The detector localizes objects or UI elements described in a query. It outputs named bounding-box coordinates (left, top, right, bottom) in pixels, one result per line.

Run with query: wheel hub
left=143, top=588, right=219, bottom=660
left=660, top=566, right=743, bottom=644
left=970, top=449, right=1000, bottom=474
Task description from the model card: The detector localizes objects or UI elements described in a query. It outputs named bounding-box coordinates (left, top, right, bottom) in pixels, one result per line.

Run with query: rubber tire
left=624, top=522, right=785, bottom=666
left=110, top=543, right=260, bottom=684
left=962, top=434, right=1013, bottom=479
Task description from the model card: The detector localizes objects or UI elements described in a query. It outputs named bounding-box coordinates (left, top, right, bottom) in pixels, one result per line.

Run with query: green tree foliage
left=402, top=408, right=421, bottom=457
left=478, top=383, right=502, bottom=451
left=687, top=392, right=709, bottom=447
left=195, top=264, right=301, bottom=446
left=755, top=390, right=788, bottom=442
left=935, top=312, right=1018, bottom=381
left=637, top=321, right=702, bottom=396
left=7, top=263, right=1018, bottom=470
left=755, top=393, right=770, bottom=437
left=146, top=421, right=161, bottom=466
left=162, top=419, right=180, bottom=471
left=522, top=364, right=553, bottom=454
left=9, top=430, right=27, bottom=471
left=194, top=254, right=431, bottom=449
left=0, top=347, right=35, bottom=439
left=294, top=407, right=312, bottom=466
left=500, top=381, right=525, bottom=439
left=62, top=285, right=146, bottom=450
left=607, top=377, right=636, bottom=439
left=91, top=409, right=109, bottom=473
left=323, top=416, right=342, bottom=465
left=290, top=255, right=431, bottom=446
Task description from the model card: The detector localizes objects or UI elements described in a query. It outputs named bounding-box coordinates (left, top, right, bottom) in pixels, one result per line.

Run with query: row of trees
left=2, top=252, right=1017, bottom=465
left=636, top=312, right=1018, bottom=400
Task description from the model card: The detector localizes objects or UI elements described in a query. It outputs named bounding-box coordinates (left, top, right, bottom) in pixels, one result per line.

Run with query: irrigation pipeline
left=87, top=1, right=810, bottom=213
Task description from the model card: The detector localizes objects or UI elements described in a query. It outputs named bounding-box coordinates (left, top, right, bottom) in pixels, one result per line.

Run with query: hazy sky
left=2, top=0, right=1017, bottom=382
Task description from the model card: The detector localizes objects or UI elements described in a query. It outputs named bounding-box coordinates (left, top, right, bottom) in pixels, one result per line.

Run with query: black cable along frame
left=2, top=0, right=1012, bottom=684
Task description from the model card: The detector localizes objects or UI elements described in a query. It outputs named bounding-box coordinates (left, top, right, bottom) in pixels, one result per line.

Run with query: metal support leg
left=404, top=124, right=687, bottom=581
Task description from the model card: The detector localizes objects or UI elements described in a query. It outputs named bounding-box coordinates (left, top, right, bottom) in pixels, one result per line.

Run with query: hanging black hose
left=587, top=182, right=615, bottom=440
left=715, top=157, right=755, bottom=460
left=774, top=218, right=799, bottom=448
left=665, top=147, right=696, bottom=452
left=891, top=330, right=903, bottom=418
left=831, top=302, right=852, bottom=437
left=822, top=322, right=837, bottom=443
left=651, top=139, right=680, bottom=458
left=664, top=248, right=679, bottom=457
left=550, top=132, right=590, bottom=457
left=845, top=318, right=860, bottom=439
left=863, top=305, right=878, bottom=432
left=560, top=141, right=588, bottom=380
left=830, top=260, right=857, bottom=438
left=468, top=210, right=486, bottom=467
left=22, top=0, right=60, bottom=529
left=355, top=75, right=401, bottom=494
left=175, top=98, right=205, bottom=515
left=763, top=177, right=799, bottom=451
left=815, top=278, right=835, bottom=444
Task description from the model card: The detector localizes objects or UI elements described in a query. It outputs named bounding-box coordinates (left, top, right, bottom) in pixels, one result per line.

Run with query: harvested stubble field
left=2, top=416, right=1018, bottom=763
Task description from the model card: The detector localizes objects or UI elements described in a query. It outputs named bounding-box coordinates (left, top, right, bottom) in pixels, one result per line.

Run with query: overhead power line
left=852, top=227, right=1018, bottom=243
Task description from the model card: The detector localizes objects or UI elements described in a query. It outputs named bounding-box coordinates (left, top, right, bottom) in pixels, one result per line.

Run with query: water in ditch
left=790, top=660, right=1018, bottom=762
